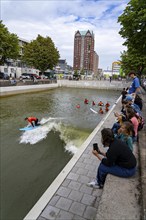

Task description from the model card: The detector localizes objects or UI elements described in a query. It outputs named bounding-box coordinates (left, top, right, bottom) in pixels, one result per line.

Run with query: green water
left=0, top=88, right=119, bottom=220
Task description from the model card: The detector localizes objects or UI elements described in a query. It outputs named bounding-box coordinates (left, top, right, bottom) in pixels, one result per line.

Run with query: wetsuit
left=27, top=117, right=39, bottom=127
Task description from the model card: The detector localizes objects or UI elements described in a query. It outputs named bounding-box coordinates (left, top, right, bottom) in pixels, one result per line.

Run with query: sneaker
left=87, top=180, right=102, bottom=189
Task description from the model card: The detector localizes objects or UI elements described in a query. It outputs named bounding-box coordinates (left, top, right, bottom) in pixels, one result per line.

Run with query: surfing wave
left=19, top=117, right=90, bottom=155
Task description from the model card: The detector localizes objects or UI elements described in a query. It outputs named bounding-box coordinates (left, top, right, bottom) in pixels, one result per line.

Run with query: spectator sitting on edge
left=87, top=128, right=137, bottom=189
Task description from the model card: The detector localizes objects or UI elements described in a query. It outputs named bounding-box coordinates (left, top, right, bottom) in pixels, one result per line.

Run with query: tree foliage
left=118, top=0, right=146, bottom=76
left=0, top=20, right=20, bottom=65
left=23, top=35, right=60, bottom=73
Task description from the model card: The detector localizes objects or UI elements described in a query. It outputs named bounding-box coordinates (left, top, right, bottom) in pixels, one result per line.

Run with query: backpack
left=134, top=94, right=143, bottom=110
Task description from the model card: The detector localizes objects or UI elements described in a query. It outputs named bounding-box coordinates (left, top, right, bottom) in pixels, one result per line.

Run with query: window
left=11, top=68, right=14, bottom=73
left=4, top=68, right=8, bottom=73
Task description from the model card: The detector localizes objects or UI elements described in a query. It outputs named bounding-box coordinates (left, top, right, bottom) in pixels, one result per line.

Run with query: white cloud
left=1, top=0, right=129, bottom=69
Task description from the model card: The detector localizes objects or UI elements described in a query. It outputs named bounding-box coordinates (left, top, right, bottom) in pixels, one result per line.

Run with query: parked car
left=41, top=75, right=49, bottom=79
left=32, top=74, right=41, bottom=79
left=28, top=73, right=41, bottom=79
left=0, top=72, right=9, bottom=80
left=21, top=73, right=31, bottom=79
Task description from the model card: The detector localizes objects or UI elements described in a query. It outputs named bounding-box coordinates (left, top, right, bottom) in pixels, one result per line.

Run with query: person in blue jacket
left=128, top=71, right=141, bottom=95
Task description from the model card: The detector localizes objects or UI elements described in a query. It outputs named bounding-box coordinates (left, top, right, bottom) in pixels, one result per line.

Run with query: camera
left=93, top=143, right=99, bottom=152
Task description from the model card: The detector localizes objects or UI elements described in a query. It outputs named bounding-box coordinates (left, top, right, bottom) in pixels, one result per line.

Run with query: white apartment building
left=0, top=38, right=39, bottom=78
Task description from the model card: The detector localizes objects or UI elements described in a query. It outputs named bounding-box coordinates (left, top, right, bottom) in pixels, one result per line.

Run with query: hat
left=124, top=95, right=133, bottom=101
left=128, top=71, right=136, bottom=76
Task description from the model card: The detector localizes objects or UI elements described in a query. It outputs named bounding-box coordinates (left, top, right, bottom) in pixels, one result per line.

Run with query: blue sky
left=1, top=0, right=129, bottom=70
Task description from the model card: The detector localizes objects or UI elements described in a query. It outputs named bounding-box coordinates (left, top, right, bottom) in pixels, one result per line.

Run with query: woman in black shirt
left=87, top=128, right=136, bottom=188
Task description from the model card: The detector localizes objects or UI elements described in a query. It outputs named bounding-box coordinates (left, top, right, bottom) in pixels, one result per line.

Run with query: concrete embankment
left=0, top=83, right=58, bottom=96
left=58, top=79, right=129, bottom=90
left=0, top=79, right=130, bottom=97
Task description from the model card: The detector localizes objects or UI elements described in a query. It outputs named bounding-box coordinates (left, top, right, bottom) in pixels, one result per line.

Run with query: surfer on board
left=25, top=117, right=40, bottom=127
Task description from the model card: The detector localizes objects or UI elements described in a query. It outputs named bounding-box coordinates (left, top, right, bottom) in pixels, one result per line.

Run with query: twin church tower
left=73, top=30, right=99, bottom=75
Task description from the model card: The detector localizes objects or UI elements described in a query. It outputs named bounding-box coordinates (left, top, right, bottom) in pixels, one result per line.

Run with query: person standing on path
left=128, top=71, right=141, bottom=95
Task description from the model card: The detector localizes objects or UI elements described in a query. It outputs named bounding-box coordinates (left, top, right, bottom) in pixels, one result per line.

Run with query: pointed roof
left=75, top=30, right=94, bottom=37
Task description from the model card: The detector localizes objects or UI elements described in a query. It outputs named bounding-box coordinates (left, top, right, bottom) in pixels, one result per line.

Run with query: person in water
left=92, top=101, right=96, bottom=106
left=105, top=106, right=109, bottom=112
left=99, top=107, right=104, bottom=114
left=98, top=101, right=104, bottom=106
left=76, top=104, right=80, bottom=109
left=84, top=98, right=89, bottom=104
left=25, top=117, right=40, bottom=127
left=105, top=102, right=110, bottom=108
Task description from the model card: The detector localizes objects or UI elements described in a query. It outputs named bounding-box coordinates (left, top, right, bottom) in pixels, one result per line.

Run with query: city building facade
left=0, top=38, right=40, bottom=78
left=73, top=30, right=95, bottom=75
left=93, top=51, right=99, bottom=75
left=55, top=59, right=67, bottom=73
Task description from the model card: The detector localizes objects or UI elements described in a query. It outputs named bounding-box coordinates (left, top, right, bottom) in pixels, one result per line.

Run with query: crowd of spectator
left=87, top=71, right=144, bottom=189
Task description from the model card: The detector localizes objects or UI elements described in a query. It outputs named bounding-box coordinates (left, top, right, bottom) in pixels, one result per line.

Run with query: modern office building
left=73, top=30, right=95, bottom=75
left=54, top=59, right=72, bottom=74
left=55, top=59, right=67, bottom=73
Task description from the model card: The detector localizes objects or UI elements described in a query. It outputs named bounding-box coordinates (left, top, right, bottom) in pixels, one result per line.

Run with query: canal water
left=0, top=87, right=119, bottom=220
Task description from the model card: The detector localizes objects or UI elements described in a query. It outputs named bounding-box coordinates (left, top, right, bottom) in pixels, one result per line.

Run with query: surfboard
left=19, top=125, right=40, bottom=131
left=90, top=108, right=98, bottom=114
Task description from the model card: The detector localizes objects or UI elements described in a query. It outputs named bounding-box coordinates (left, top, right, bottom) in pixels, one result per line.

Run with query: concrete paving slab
left=96, top=174, right=141, bottom=220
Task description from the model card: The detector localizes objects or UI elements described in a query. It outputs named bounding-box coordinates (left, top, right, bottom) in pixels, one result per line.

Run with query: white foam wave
left=19, top=121, right=57, bottom=145
left=19, top=117, right=79, bottom=155
left=65, top=143, right=78, bottom=155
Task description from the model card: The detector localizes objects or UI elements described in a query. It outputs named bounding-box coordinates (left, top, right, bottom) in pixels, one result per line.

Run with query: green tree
left=0, top=21, right=20, bottom=65
left=80, top=68, right=85, bottom=75
left=120, top=49, right=145, bottom=76
left=23, top=35, right=60, bottom=73
left=118, top=0, right=146, bottom=76
left=74, top=69, right=78, bottom=75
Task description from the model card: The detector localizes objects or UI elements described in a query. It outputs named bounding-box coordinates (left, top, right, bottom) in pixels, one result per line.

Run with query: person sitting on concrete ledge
left=111, top=112, right=126, bottom=134
left=87, top=128, right=137, bottom=189
left=115, top=121, right=134, bottom=152
left=125, top=107, right=139, bottom=142
left=124, top=95, right=141, bottom=116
